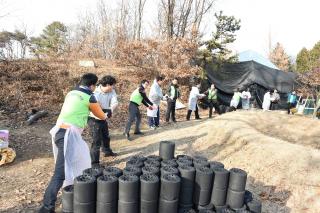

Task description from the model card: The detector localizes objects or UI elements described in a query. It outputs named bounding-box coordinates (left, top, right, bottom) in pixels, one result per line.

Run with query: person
left=124, top=80, right=154, bottom=140
left=88, top=75, right=118, bottom=165
left=270, top=89, right=280, bottom=110
left=187, top=83, right=205, bottom=120
left=204, top=83, right=218, bottom=118
left=241, top=88, right=251, bottom=110
left=39, top=73, right=108, bottom=213
left=166, top=78, right=180, bottom=123
left=262, top=90, right=272, bottom=111
left=287, top=90, right=297, bottom=114
left=230, top=88, right=241, bottom=109
left=148, top=76, right=164, bottom=129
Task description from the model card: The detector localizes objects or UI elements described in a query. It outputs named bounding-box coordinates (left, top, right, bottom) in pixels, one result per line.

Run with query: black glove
left=105, top=109, right=112, bottom=118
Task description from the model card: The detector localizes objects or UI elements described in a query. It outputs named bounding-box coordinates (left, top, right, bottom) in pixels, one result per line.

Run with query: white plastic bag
left=0, top=130, right=9, bottom=148
left=147, top=105, right=158, bottom=117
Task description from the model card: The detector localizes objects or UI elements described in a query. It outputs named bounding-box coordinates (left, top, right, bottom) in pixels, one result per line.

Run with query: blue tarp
left=238, top=50, right=279, bottom=70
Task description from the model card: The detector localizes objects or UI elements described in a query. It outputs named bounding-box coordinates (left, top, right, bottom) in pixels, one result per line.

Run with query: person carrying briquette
left=241, top=88, right=251, bottom=110
left=230, top=88, right=241, bottom=109
left=165, top=78, right=180, bottom=123
left=148, top=75, right=165, bottom=129
left=204, top=83, right=218, bottom=118
left=187, top=83, right=205, bottom=120
left=88, top=75, right=118, bottom=165
left=287, top=90, right=297, bottom=114
left=39, top=73, right=108, bottom=213
left=124, top=80, right=154, bottom=141
left=270, top=89, right=280, bottom=110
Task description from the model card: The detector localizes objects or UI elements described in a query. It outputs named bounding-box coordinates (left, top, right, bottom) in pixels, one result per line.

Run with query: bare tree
left=136, top=0, right=147, bottom=40
left=192, top=0, right=215, bottom=35
left=158, top=0, right=214, bottom=38
left=0, top=0, right=10, bottom=19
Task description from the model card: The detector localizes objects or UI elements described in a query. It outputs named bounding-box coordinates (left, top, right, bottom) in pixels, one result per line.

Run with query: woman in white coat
left=262, top=90, right=272, bottom=111
left=187, top=84, right=205, bottom=120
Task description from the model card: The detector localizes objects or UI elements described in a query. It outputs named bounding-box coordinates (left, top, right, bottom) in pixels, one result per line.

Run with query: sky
left=1, top=0, right=319, bottom=58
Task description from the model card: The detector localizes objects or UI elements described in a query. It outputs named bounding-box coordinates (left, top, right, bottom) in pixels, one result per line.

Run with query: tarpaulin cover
left=204, top=61, right=297, bottom=108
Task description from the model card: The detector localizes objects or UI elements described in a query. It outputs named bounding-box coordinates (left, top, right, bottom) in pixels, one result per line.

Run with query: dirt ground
left=0, top=109, right=320, bottom=213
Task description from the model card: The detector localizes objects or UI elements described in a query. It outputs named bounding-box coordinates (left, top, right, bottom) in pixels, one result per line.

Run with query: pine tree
left=30, top=21, right=68, bottom=58
left=204, top=11, right=241, bottom=63
left=296, top=47, right=311, bottom=72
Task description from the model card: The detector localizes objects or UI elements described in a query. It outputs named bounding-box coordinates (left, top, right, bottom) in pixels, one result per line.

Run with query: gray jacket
left=148, top=79, right=163, bottom=105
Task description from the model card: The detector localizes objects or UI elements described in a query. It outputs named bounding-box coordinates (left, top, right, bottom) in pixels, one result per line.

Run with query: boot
left=186, top=110, right=192, bottom=120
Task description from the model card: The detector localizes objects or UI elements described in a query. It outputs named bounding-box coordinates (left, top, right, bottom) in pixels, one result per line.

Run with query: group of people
left=40, top=71, right=299, bottom=212
left=230, top=87, right=298, bottom=114
left=123, top=77, right=219, bottom=140
left=230, top=88, right=252, bottom=110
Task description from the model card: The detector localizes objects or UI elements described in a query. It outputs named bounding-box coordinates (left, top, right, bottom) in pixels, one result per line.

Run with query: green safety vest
left=58, top=90, right=91, bottom=128
left=234, top=92, right=241, bottom=102
left=170, top=86, right=176, bottom=98
left=130, top=88, right=143, bottom=105
left=208, top=89, right=217, bottom=100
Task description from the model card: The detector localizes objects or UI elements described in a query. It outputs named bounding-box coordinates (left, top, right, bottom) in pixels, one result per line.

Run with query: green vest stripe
left=130, top=88, right=143, bottom=105
left=208, top=90, right=217, bottom=100
left=58, top=90, right=91, bottom=128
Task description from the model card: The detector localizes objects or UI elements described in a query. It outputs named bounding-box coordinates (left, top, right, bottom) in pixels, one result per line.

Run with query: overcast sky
left=1, top=0, right=319, bottom=58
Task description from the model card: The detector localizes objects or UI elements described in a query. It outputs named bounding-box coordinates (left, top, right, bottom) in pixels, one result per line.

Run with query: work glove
left=105, top=109, right=112, bottom=118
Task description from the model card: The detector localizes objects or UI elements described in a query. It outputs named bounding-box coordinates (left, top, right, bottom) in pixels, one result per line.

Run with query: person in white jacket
left=241, top=88, right=251, bottom=110
left=187, top=83, right=205, bottom=120
left=148, top=76, right=164, bottom=129
left=262, top=90, right=272, bottom=111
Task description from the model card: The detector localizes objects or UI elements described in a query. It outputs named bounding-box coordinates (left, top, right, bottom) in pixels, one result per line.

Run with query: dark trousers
left=148, top=106, right=160, bottom=127
left=125, top=102, right=141, bottom=134
left=287, top=103, right=296, bottom=114
left=270, top=101, right=279, bottom=110
left=166, top=99, right=176, bottom=122
left=187, top=105, right=200, bottom=120
left=42, top=128, right=66, bottom=211
left=208, top=100, right=218, bottom=118
left=88, top=117, right=111, bottom=165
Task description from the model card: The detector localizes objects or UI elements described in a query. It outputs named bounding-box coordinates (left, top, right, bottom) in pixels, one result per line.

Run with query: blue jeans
left=42, top=128, right=66, bottom=211
left=148, top=106, right=160, bottom=127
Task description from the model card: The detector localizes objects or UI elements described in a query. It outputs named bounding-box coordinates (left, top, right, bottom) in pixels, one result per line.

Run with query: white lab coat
left=149, top=80, right=163, bottom=105
left=50, top=122, right=91, bottom=187
left=188, top=87, right=204, bottom=111
left=262, top=92, right=271, bottom=111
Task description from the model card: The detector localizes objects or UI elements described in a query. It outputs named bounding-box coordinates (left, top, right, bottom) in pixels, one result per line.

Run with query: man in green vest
left=124, top=79, right=154, bottom=141
left=166, top=78, right=180, bottom=122
left=205, top=84, right=218, bottom=118
left=39, top=73, right=107, bottom=213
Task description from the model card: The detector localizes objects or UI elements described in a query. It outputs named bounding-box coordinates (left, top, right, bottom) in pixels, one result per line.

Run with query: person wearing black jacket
left=166, top=78, right=180, bottom=122
left=124, top=80, right=153, bottom=141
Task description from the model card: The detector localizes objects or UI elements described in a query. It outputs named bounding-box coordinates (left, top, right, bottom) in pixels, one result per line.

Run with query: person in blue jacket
left=287, top=90, right=297, bottom=114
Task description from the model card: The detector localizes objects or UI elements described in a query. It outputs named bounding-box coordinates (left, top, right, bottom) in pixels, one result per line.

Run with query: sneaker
left=134, top=131, right=144, bottom=135
left=104, top=151, right=118, bottom=157
left=39, top=206, right=55, bottom=213
left=123, top=133, right=132, bottom=141
left=195, top=117, right=202, bottom=120
left=150, top=126, right=156, bottom=130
